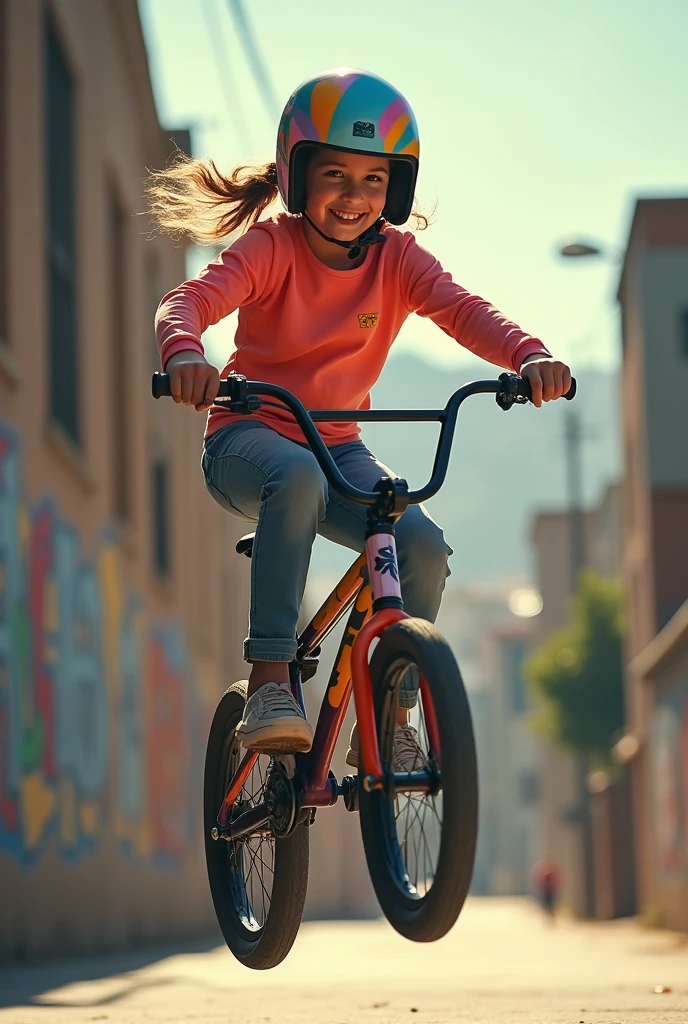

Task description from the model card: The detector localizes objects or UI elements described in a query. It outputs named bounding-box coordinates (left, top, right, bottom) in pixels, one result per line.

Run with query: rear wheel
left=359, top=618, right=478, bottom=941
left=204, top=681, right=309, bottom=969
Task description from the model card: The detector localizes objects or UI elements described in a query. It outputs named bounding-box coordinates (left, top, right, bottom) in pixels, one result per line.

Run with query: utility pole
left=564, top=411, right=586, bottom=590
left=564, top=407, right=596, bottom=919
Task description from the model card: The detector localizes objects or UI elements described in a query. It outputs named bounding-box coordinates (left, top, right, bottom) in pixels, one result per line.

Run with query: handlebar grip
left=151, top=372, right=232, bottom=400
left=152, top=372, right=171, bottom=399
left=518, top=376, right=577, bottom=403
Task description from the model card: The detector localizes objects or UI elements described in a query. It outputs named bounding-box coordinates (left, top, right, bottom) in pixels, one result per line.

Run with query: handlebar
left=151, top=371, right=576, bottom=508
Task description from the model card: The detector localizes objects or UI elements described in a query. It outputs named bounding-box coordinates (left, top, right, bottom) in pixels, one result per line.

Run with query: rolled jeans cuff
left=243, top=637, right=298, bottom=663
left=399, top=665, right=420, bottom=709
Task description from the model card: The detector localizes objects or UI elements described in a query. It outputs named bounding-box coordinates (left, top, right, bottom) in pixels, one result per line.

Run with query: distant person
left=533, top=858, right=561, bottom=920
left=147, top=68, right=572, bottom=757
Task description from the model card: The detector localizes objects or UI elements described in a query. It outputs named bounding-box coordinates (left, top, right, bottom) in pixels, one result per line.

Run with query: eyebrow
left=318, top=159, right=389, bottom=173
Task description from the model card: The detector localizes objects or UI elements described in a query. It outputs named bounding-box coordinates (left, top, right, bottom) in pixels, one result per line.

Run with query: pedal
left=301, top=656, right=320, bottom=682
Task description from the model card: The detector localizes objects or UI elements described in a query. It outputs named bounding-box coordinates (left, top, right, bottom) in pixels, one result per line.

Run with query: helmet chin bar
left=302, top=211, right=387, bottom=260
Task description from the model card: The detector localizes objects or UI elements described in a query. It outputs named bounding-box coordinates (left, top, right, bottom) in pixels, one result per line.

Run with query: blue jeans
left=202, top=421, right=452, bottom=707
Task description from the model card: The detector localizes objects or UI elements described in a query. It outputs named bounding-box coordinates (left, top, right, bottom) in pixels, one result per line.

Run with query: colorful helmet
left=276, top=68, right=420, bottom=225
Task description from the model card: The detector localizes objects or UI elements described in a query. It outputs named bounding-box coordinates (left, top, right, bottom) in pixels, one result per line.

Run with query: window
left=109, top=182, right=130, bottom=520
left=45, top=11, right=79, bottom=443
left=519, top=771, right=539, bottom=806
left=680, top=308, right=688, bottom=359
left=152, top=458, right=170, bottom=575
left=505, top=638, right=529, bottom=714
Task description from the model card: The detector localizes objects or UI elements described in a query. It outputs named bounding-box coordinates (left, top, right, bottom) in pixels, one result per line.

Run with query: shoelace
left=255, top=683, right=301, bottom=715
left=394, top=726, right=425, bottom=770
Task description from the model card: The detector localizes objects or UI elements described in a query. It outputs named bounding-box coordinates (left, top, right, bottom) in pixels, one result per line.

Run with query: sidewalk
left=1, top=898, right=686, bottom=1024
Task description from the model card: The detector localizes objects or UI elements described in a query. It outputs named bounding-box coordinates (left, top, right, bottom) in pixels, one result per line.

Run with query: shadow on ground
left=0, top=936, right=221, bottom=1010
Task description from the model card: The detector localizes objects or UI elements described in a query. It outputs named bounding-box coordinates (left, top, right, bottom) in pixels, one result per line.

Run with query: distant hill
left=309, top=353, right=620, bottom=586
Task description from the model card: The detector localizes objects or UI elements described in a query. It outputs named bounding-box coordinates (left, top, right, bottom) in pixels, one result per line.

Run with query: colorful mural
left=0, top=423, right=206, bottom=868
left=651, top=682, right=688, bottom=879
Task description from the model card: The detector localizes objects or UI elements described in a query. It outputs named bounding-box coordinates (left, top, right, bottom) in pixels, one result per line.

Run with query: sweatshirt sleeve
left=155, top=223, right=275, bottom=368
left=400, top=235, right=551, bottom=372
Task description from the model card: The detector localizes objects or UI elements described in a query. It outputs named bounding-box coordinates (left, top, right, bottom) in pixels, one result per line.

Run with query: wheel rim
left=379, top=659, right=443, bottom=900
left=221, top=734, right=275, bottom=932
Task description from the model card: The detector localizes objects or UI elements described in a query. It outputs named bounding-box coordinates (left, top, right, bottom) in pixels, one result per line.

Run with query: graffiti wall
left=0, top=422, right=207, bottom=869
left=651, top=681, right=688, bottom=880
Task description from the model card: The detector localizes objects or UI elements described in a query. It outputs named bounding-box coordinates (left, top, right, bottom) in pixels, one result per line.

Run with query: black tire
left=203, top=681, right=309, bottom=969
left=359, top=618, right=478, bottom=941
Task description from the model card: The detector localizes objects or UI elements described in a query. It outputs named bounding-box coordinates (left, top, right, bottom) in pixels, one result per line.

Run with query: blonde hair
left=145, top=151, right=429, bottom=244
left=145, top=154, right=280, bottom=245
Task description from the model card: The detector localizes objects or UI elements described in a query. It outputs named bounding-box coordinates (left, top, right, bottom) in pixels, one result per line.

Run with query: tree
left=525, top=571, right=626, bottom=764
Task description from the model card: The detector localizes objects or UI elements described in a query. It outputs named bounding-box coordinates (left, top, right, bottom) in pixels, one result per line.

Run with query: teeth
left=331, top=210, right=362, bottom=221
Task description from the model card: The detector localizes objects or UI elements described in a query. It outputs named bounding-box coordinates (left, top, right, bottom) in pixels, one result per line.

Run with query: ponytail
left=145, top=152, right=280, bottom=244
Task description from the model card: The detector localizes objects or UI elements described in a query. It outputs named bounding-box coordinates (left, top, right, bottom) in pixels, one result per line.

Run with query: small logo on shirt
left=358, top=313, right=379, bottom=329
left=353, top=121, right=375, bottom=138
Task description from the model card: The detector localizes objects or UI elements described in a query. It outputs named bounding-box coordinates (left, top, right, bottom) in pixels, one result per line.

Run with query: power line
left=226, top=0, right=281, bottom=122
left=202, top=0, right=254, bottom=153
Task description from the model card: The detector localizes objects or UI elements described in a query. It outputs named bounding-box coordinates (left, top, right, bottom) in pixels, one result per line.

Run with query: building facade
left=438, top=583, right=540, bottom=896
left=617, top=198, right=688, bottom=930
left=530, top=483, right=626, bottom=918
left=0, top=0, right=251, bottom=960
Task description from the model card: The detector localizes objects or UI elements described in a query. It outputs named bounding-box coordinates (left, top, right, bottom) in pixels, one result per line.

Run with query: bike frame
left=217, top=541, right=442, bottom=832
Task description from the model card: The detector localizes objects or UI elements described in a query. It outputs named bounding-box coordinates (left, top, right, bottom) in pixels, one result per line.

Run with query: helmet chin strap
left=302, top=211, right=387, bottom=260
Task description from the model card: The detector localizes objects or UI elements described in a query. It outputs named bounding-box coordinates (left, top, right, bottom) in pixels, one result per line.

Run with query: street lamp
left=555, top=235, right=620, bottom=588
left=557, top=240, right=623, bottom=262
left=554, top=233, right=622, bottom=921
left=559, top=242, right=603, bottom=258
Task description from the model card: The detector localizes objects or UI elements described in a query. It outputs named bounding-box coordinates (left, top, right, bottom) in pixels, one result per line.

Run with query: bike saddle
left=236, top=532, right=255, bottom=558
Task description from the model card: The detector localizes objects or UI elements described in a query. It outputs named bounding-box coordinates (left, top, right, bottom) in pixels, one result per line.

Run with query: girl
left=149, top=69, right=571, bottom=764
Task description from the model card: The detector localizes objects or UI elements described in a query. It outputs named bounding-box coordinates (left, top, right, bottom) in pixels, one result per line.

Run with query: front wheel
left=203, top=681, right=309, bottom=969
left=359, top=618, right=478, bottom=941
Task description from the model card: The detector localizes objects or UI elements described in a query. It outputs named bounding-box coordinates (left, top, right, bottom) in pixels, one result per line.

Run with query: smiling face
left=304, top=147, right=390, bottom=244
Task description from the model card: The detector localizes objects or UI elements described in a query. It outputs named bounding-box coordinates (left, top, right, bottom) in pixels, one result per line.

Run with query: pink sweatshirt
left=155, top=213, right=550, bottom=445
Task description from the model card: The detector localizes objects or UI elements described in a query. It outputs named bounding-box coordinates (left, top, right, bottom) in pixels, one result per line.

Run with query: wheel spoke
left=243, top=832, right=272, bottom=914
left=406, top=795, right=425, bottom=888
left=223, top=748, right=275, bottom=930
left=419, top=795, right=433, bottom=893
left=382, top=663, right=443, bottom=899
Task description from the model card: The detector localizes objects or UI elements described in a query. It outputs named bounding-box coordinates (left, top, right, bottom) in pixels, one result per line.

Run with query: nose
left=341, top=178, right=364, bottom=201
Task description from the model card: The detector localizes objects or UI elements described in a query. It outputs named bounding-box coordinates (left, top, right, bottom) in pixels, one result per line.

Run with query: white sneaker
left=236, top=682, right=313, bottom=753
left=345, top=722, right=425, bottom=772
left=393, top=724, right=426, bottom=772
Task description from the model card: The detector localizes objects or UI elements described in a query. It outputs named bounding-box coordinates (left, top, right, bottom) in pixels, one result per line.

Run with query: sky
left=138, top=0, right=688, bottom=373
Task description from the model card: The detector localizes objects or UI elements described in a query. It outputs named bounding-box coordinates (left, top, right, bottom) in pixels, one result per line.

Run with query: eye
left=324, top=169, right=344, bottom=177
left=366, top=174, right=384, bottom=182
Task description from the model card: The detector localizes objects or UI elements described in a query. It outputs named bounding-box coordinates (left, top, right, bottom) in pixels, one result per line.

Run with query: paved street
left=0, top=898, right=686, bottom=1024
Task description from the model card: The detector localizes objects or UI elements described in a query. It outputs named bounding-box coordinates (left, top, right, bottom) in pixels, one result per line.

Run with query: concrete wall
left=485, top=627, right=538, bottom=896
left=0, top=0, right=252, bottom=961
left=628, top=602, right=688, bottom=931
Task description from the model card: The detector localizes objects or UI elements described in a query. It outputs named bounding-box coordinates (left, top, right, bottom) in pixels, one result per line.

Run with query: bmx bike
left=152, top=368, right=575, bottom=969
